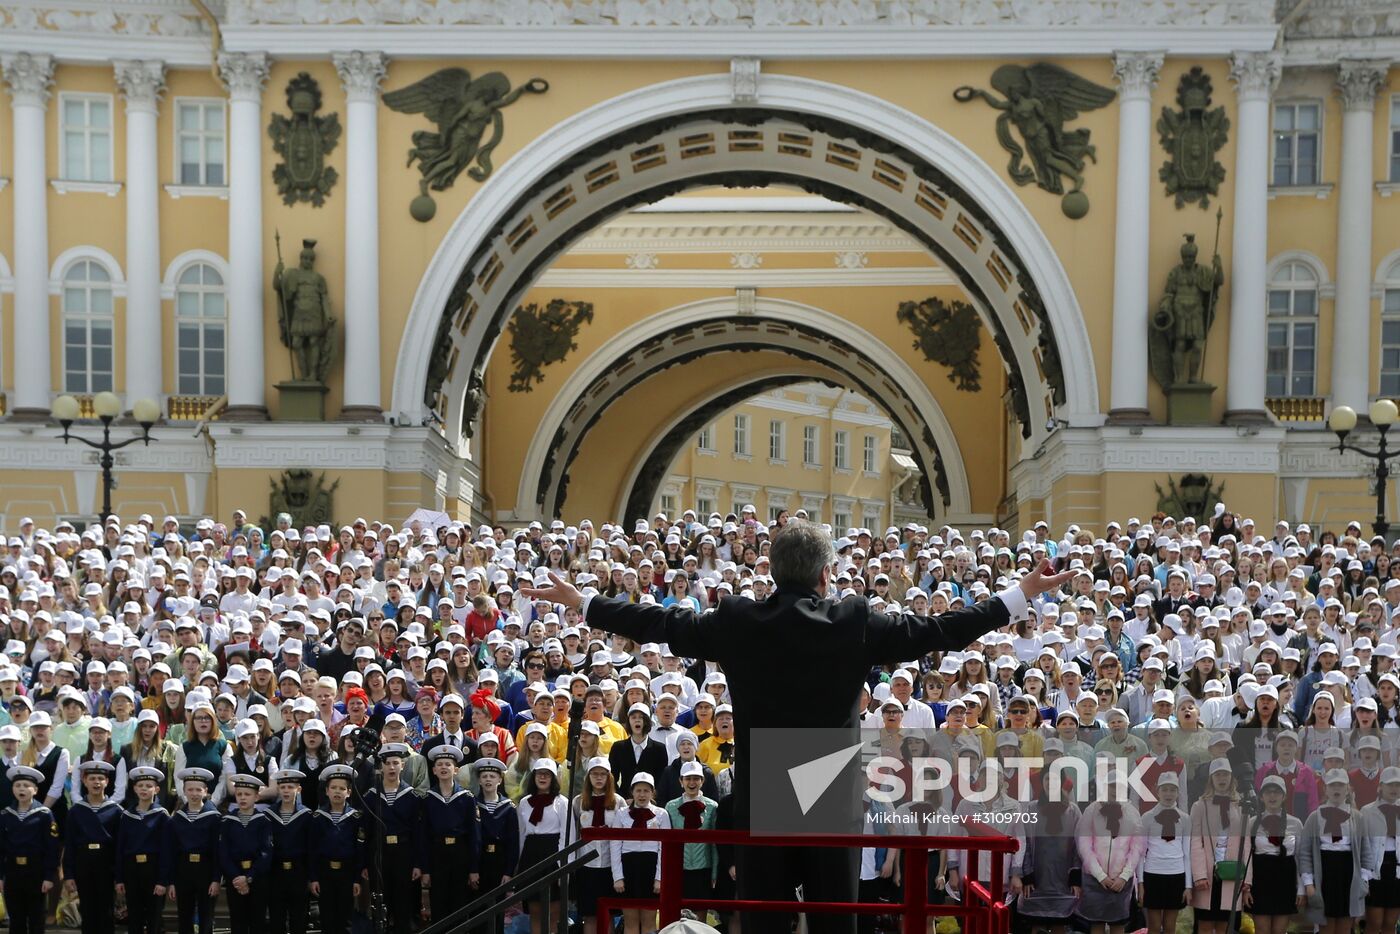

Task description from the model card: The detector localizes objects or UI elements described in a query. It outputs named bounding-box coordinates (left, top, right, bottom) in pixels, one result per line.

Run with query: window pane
left=1383, top=373, right=1400, bottom=397
left=1384, top=321, right=1400, bottom=344
left=1292, top=373, right=1314, bottom=396
left=1268, top=290, right=1290, bottom=314
left=1387, top=290, right=1400, bottom=314
left=1299, top=105, right=1319, bottom=130
left=88, top=101, right=109, bottom=129
left=205, top=104, right=224, bottom=132
left=178, top=103, right=198, bottom=129
left=205, top=346, right=224, bottom=377
left=1293, top=291, right=1316, bottom=316
left=204, top=292, right=224, bottom=318
left=63, top=99, right=85, bottom=124
left=1295, top=323, right=1315, bottom=345
left=64, top=133, right=86, bottom=179
left=206, top=162, right=224, bottom=186
left=91, top=346, right=111, bottom=373
left=1275, top=105, right=1294, bottom=131
left=89, top=133, right=111, bottom=179
left=1382, top=348, right=1400, bottom=370
left=89, top=288, right=112, bottom=315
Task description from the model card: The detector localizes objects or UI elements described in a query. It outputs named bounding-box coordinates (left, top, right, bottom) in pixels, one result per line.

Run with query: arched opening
left=512, top=297, right=975, bottom=522
left=393, top=74, right=1099, bottom=459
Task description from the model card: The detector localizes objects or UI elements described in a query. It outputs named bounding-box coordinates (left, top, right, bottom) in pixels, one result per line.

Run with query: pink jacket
left=1189, top=798, right=1252, bottom=910
left=1077, top=804, right=1147, bottom=883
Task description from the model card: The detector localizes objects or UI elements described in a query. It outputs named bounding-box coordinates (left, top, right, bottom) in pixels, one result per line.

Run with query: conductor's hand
left=1018, top=560, right=1076, bottom=601
left=519, top=572, right=583, bottom=613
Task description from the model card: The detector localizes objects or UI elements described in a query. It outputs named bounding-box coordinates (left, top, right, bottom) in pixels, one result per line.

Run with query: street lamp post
left=52, top=392, right=161, bottom=524
left=1329, top=399, right=1400, bottom=538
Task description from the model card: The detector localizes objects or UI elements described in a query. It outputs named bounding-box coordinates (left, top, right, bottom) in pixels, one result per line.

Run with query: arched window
left=1266, top=260, right=1318, bottom=397
left=1382, top=259, right=1400, bottom=396
left=62, top=259, right=114, bottom=393
left=175, top=262, right=226, bottom=395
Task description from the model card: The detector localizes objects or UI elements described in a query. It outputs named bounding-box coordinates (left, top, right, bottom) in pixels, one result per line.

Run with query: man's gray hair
left=769, top=520, right=836, bottom=592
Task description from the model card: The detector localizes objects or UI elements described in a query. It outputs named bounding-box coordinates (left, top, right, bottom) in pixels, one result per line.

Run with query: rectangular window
left=834, top=511, right=851, bottom=532
left=60, top=94, right=113, bottom=182
left=1383, top=289, right=1400, bottom=396
left=834, top=430, right=849, bottom=469
left=1392, top=97, right=1400, bottom=182
left=660, top=494, right=677, bottom=517
left=697, top=495, right=715, bottom=517
left=804, top=506, right=821, bottom=524
left=1266, top=274, right=1318, bottom=397
left=1273, top=101, right=1321, bottom=187
left=863, top=435, right=878, bottom=473
left=769, top=504, right=785, bottom=522
left=769, top=419, right=785, bottom=461
left=863, top=510, right=882, bottom=531
left=176, top=99, right=226, bottom=186
left=733, top=414, right=750, bottom=456
left=803, top=425, right=819, bottom=466
left=696, top=425, right=714, bottom=451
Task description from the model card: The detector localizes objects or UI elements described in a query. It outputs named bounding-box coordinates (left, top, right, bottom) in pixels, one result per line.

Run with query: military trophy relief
left=269, top=72, right=341, bottom=207
left=260, top=469, right=340, bottom=532
left=272, top=234, right=338, bottom=421
left=1158, top=66, right=1229, bottom=209
left=954, top=63, right=1116, bottom=219
left=1149, top=216, right=1225, bottom=426
left=895, top=296, right=983, bottom=392
left=383, top=68, right=549, bottom=222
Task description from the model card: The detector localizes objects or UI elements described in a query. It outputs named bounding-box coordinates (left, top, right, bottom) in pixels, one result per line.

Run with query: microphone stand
left=347, top=728, right=390, bottom=934
left=559, top=698, right=586, bottom=934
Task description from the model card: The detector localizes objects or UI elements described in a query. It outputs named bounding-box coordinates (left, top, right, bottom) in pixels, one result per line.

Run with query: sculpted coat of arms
left=507, top=299, right=594, bottom=393
left=1158, top=67, right=1230, bottom=209
left=268, top=73, right=340, bottom=207
left=895, top=297, right=983, bottom=392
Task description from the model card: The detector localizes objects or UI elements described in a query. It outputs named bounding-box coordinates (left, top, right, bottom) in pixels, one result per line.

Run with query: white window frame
left=802, top=424, right=820, bottom=467
left=1266, top=259, right=1321, bottom=398
left=660, top=493, right=678, bottom=517
left=58, top=92, right=114, bottom=182
left=768, top=418, right=786, bottom=463
left=1381, top=259, right=1400, bottom=396
left=173, top=97, right=227, bottom=187
left=1272, top=100, right=1322, bottom=188
left=696, top=425, right=714, bottom=453
left=61, top=259, right=115, bottom=394
left=862, top=434, right=878, bottom=474
left=173, top=261, right=227, bottom=396
left=863, top=509, right=883, bottom=531
left=833, top=429, right=849, bottom=470
left=833, top=510, right=851, bottom=532
left=733, top=414, right=750, bottom=457
left=696, top=494, right=715, bottom=517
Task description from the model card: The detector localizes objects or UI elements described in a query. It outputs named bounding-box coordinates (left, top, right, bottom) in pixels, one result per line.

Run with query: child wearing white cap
left=664, top=760, right=717, bottom=904
left=1135, top=771, right=1192, bottom=934
left=572, top=756, right=624, bottom=934
left=1187, top=759, right=1248, bottom=934
left=1361, top=767, right=1400, bottom=934
left=1245, top=774, right=1305, bottom=933
left=1299, top=768, right=1372, bottom=931
left=610, top=771, right=669, bottom=934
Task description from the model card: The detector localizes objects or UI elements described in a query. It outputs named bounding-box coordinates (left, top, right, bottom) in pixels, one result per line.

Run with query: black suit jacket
left=608, top=737, right=669, bottom=793
left=586, top=589, right=1014, bottom=820
left=419, top=731, right=480, bottom=763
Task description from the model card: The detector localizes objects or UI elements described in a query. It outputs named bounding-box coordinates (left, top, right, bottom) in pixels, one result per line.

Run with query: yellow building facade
left=0, top=0, right=1398, bottom=534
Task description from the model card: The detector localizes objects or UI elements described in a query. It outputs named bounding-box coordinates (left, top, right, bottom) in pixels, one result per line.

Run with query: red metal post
left=901, top=847, right=928, bottom=934
left=658, top=838, right=686, bottom=926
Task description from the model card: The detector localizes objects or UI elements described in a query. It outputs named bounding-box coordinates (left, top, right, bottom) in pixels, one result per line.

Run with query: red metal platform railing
left=583, top=825, right=1018, bottom=934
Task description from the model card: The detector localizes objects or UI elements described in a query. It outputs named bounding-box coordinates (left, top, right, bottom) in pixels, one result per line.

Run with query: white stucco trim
left=160, top=249, right=231, bottom=300
left=48, top=245, right=127, bottom=297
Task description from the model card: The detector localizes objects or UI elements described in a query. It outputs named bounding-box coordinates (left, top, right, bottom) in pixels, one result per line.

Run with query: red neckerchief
left=1260, top=813, right=1286, bottom=847
left=588, top=795, right=609, bottom=827
left=1382, top=803, right=1400, bottom=839
left=1211, top=794, right=1232, bottom=828
left=1322, top=806, right=1349, bottom=843
left=678, top=799, right=706, bottom=829
left=527, top=792, right=557, bottom=825
left=628, top=806, right=654, bottom=829
left=1156, top=809, right=1180, bottom=842
left=1100, top=802, right=1123, bottom=835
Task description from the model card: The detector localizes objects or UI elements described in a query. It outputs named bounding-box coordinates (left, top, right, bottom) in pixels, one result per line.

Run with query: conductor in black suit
left=522, top=520, right=1072, bottom=934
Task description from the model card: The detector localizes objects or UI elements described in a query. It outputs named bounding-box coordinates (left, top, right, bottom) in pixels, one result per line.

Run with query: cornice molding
left=568, top=215, right=920, bottom=255
left=535, top=266, right=956, bottom=288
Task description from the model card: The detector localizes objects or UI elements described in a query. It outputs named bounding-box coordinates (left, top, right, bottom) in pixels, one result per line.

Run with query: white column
left=218, top=52, right=269, bottom=420
left=1225, top=51, right=1282, bottom=423
left=1107, top=50, right=1164, bottom=423
left=114, top=60, right=166, bottom=412
left=333, top=51, right=388, bottom=420
left=1, top=53, right=54, bottom=417
left=1332, top=60, right=1387, bottom=416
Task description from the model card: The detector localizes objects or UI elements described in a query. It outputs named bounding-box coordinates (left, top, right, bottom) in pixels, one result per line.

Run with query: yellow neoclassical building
left=2, top=0, right=1400, bottom=533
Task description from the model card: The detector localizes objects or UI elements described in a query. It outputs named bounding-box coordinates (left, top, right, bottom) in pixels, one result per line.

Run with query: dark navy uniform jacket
left=218, top=809, right=273, bottom=883
left=115, top=806, right=171, bottom=886
left=167, top=804, right=221, bottom=869
left=63, top=799, right=122, bottom=878
left=423, top=786, right=480, bottom=873
left=363, top=785, right=425, bottom=871
left=477, top=799, right=520, bottom=875
left=268, top=803, right=312, bottom=866
left=0, top=805, right=61, bottom=883
left=308, top=807, right=364, bottom=882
